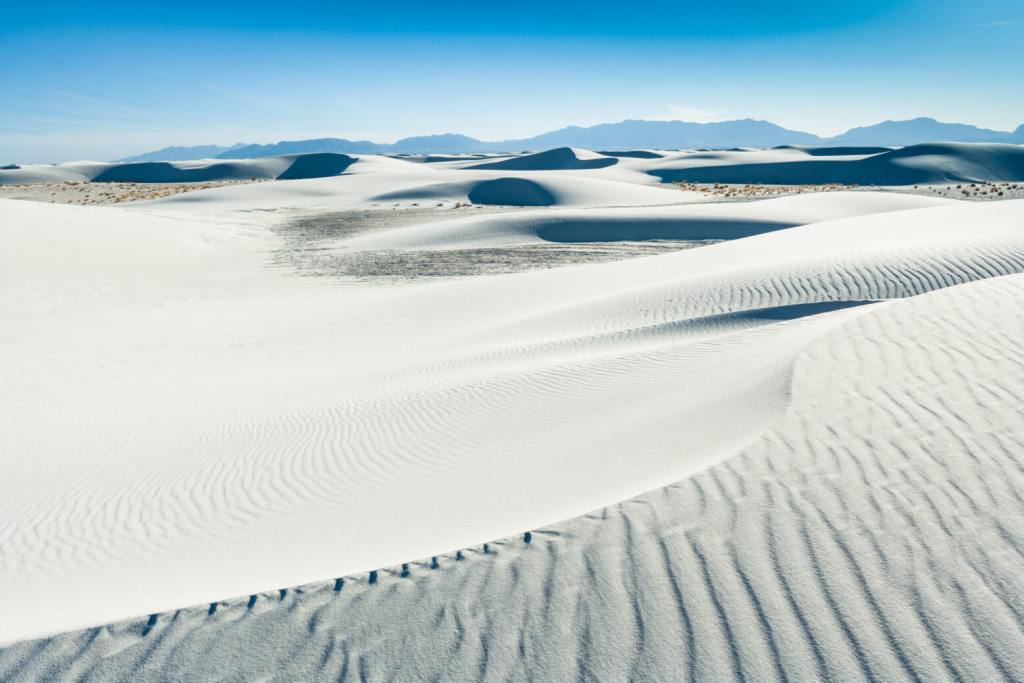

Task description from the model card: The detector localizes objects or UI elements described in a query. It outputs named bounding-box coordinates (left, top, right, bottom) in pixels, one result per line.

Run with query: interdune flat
left=2, top=146, right=1024, bottom=680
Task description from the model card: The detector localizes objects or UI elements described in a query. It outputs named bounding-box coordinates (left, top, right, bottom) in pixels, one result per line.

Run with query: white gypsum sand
left=6, top=272, right=1024, bottom=681
left=2, top=146, right=1024, bottom=680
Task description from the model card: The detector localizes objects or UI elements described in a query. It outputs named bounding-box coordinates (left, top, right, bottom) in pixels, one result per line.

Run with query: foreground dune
left=5, top=271, right=1022, bottom=680
left=2, top=147, right=1024, bottom=679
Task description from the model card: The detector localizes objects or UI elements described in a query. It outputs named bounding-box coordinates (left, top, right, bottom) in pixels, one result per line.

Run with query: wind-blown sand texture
left=2, top=144, right=1024, bottom=680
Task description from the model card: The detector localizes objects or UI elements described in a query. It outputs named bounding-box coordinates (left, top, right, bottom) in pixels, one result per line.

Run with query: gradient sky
left=2, top=0, right=1022, bottom=162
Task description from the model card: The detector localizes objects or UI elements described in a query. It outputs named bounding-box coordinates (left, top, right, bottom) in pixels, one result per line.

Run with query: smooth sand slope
left=2, top=147, right=1024, bottom=680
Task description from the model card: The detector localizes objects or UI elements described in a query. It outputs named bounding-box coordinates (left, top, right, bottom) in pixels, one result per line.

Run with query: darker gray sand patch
left=271, top=208, right=714, bottom=283
left=281, top=242, right=709, bottom=282
left=0, top=180, right=265, bottom=205
left=271, top=207, right=452, bottom=246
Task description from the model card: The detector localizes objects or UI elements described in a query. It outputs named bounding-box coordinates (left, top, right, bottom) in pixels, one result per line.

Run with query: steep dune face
left=92, top=160, right=283, bottom=182
left=598, top=149, right=665, bottom=158
left=465, top=147, right=618, bottom=170
left=274, top=153, right=357, bottom=180
left=650, top=142, right=1024, bottom=185
left=776, top=145, right=892, bottom=156
left=882, top=142, right=1024, bottom=179
left=466, top=177, right=558, bottom=205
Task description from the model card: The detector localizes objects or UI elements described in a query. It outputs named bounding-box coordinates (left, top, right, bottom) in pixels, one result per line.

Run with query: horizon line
left=126, top=114, right=1024, bottom=152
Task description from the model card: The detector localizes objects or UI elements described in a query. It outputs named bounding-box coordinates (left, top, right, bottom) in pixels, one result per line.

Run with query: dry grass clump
left=674, top=181, right=852, bottom=198
left=0, top=179, right=269, bottom=205
left=670, top=180, right=1024, bottom=202
left=925, top=180, right=1023, bottom=201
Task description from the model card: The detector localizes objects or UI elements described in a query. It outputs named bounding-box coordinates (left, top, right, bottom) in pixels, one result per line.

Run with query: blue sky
left=2, top=0, right=1022, bottom=162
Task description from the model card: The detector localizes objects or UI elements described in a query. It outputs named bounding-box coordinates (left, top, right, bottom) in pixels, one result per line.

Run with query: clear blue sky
left=2, top=0, right=1022, bottom=162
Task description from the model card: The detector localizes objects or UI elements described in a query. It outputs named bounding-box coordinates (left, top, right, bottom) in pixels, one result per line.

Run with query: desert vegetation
left=0, top=179, right=267, bottom=205
left=675, top=179, right=1024, bottom=202
left=674, top=181, right=855, bottom=198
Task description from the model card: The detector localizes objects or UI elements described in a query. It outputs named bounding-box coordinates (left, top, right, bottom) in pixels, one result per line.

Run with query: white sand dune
left=370, top=174, right=698, bottom=207
left=403, top=153, right=494, bottom=163
left=92, top=153, right=689, bottom=213
left=599, top=149, right=666, bottom=158
left=464, top=147, right=619, bottom=170
left=777, top=144, right=892, bottom=156
left=0, top=153, right=357, bottom=184
left=0, top=161, right=114, bottom=184
left=7, top=143, right=1022, bottom=193
left=6, top=271, right=1021, bottom=681
left=3, top=147, right=1024, bottom=679
left=340, top=191, right=953, bottom=250
left=650, top=142, right=1024, bottom=185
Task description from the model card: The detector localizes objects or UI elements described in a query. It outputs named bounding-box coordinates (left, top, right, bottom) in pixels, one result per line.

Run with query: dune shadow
left=91, top=153, right=356, bottom=183
left=649, top=159, right=921, bottom=185
left=733, top=299, right=876, bottom=321
left=466, top=147, right=618, bottom=171
left=468, top=178, right=558, bottom=206
left=598, top=150, right=664, bottom=159
left=652, top=143, right=1024, bottom=185
left=93, top=162, right=253, bottom=183
left=801, top=146, right=892, bottom=157
left=276, top=154, right=356, bottom=180
left=535, top=217, right=795, bottom=242
left=772, top=145, right=892, bottom=156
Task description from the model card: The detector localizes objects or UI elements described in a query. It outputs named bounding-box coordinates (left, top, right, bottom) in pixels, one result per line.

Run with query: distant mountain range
left=829, top=118, right=1024, bottom=147
left=118, top=117, right=1024, bottom=162
left=118, top=143, right=249, bottom=162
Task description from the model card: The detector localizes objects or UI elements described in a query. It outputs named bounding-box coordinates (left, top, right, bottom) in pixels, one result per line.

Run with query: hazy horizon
left=5, top=113, right=1024, bottom=165
left=3, top=0, right=1022, bottom=163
